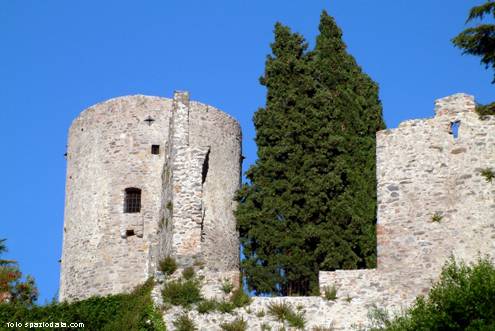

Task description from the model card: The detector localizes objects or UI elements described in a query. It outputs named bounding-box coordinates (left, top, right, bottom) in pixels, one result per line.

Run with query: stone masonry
left=59, top=91, right=241, bottom=302
left=160, top=93, right=495, bottom=330
left=61, top=92, right=495, bottom=330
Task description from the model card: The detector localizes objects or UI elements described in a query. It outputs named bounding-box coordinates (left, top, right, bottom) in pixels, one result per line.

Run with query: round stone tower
left=60, top=91, right=241, bottom=302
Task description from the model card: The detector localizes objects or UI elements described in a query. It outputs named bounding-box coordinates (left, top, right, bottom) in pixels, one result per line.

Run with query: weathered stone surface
left=59, top=91, right=241, bottom=302
left=61, top=92, right=495, bottom=330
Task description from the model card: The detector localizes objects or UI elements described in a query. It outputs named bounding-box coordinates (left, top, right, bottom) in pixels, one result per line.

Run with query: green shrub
left=173, top=313, right=197, bottom=331
left=286, top=310, right=306, bottom=329
left=159, top=256, right=177, bottom=276
left=182, top=267, right=195, bottom=280
left=221, top=279, right=234, bottom=294
left=0, top=279, right=165, bottom=331
left=162, top=278, right=202, bottom=307
left=267, top=301, right=293, bottom=322
left=480, top=168, right=495, bottom=183
left=217, top=300, right=235, bottom=314
left=322, top=285, right=337, bottom=301
left=256, top=309, right=265, bottom=317
left=230, top=288, right=251, bottom=308
left=220, top=317, right=248, bottom=331
left=267, top=301, right=305, bottom=329
left=368, top=257, right=495, bottom=331
left=197, top=299, right=218, bottom=314
left=476, top=102, right=495, bottom=117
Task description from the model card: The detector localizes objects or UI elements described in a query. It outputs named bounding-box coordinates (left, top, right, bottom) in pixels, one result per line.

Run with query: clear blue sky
left=0, top=1, right=492, bottom=303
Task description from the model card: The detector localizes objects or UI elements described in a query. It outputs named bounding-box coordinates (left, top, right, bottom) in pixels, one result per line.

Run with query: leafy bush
left=159, top=256, right=177, bottom=276
left=369, top=257, right=495, bottom=331
left=173, top=313, right=196, bottom=331
left=162, top=278, right=202, bottom=307
left=0, top=279, right=165, bottom=331
left=322, top=285, right=337, bottom=301
left=182, top=267, right=195, bottom=280
left=220, top=317, right=248, bottom=331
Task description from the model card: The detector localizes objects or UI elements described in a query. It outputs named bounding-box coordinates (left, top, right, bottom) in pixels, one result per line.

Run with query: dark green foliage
left=267, top=301, right=305, bottom=329
left=453, top=1, right=495, bottom=84
left=159, top=256, right=177, bottom=276
left=431, top=212, right=443, bottom=223
left=476, top=101, right=495, bottom=116
left=162, top=279, right=202, bottom=307
left=196, top=299, right=218, bottom=314
left=368, top=258, right=495, bottom=331
left=236, top=11, right=384, bottom=295
left=220, top=317, right=248, bottom=331
left=480, top=168, right=495, bottom=182
left=230, top=288, right=251, bottom=308
left=217, top=300, right=235, bottom=314
left=267, top=301, right=293, bottom=322
left=182, top=267, right=195, bottom=280
left=173, top=313, right=196, bottom=331
left=0, top=279, right=165, bottom=331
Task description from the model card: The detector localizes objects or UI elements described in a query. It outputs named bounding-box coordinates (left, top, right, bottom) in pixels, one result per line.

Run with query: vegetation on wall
left=367, top=257, right=495, bottom=331
left=453, top=0, right=495, bottom=116
left=0, top=279, right=165, bottom=331
left=236, top=10, right=385, bottom=296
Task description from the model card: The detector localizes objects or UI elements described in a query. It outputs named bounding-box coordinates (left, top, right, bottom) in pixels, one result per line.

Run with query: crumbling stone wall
left=60, top=91, right=241, bottom=302
left=159, top=94, right=494, bottom=331
left=316, top=93, right=495, bottom=329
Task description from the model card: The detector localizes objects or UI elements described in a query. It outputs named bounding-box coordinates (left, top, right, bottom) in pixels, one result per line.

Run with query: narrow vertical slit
left=450, top=121, right=460, bottom=139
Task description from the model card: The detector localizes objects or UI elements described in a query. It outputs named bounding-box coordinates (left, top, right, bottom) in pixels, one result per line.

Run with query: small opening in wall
left=151, top=145, right=160, bottom=155
left=202, top=150, right=210, bottom=185
left=450, top=121, right=460, bottom=139
left=126, top=230, right=135, bottom=237
left=124, top=188, right=141, bottom=213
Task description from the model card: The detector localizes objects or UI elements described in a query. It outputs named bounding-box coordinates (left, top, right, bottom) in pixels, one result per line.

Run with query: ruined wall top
left=434, top=93, right=476, bottom=117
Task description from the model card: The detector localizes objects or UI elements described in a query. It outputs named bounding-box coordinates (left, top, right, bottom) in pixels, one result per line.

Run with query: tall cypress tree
left=236, top=11, right=385, bottom=296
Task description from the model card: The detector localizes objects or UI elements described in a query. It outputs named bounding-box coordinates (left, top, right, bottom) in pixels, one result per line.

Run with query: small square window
left=151, top=145, right=160, bottom=155
left=126, top=230, right=135, bottom=237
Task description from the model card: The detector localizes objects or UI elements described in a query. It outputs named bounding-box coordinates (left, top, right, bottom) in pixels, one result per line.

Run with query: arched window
left=124, top=188, right=141, bottom=213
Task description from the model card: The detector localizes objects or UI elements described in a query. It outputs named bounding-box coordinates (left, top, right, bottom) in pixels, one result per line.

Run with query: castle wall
left=315, top=93, right=495, bottom=328
left=60, top=92, right=241, bottom=302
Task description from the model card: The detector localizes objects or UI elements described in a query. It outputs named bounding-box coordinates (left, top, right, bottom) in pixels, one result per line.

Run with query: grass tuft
left=158, top=256, right=177, bottom=275
left=173, top=313, right=197, bottom=331
left=220, top=317, right=248, bottom=331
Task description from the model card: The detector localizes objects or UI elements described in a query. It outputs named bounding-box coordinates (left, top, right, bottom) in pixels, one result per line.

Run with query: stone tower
left=59, top=91, right=242, bottom=302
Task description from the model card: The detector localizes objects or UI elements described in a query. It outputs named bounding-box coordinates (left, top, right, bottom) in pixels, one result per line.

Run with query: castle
left=60, top=91, right=495, bottom=330
left=60, top=91, right=241, bottom=301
